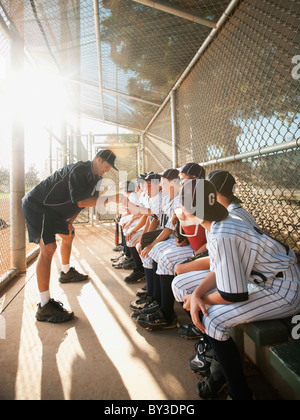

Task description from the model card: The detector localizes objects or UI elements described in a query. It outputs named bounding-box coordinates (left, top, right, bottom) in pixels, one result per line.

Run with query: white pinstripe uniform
left=121, top=192, right=149, bottom=247
left=137, top=191, right=169, bottom=269
left=147, top=194, right=187, bottom=274
left=151, top=198, right=258, bottom=276
left=172, top=199, right=258, bottom=299
left=173, top=215, right=300, bottom=341
left=150, top=236, right=194, bottom=275
left=142, top=194, right=179, bottom=268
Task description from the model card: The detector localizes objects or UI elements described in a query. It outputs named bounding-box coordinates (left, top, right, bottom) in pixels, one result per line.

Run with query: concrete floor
left=0, top=224, right=278, bottom=401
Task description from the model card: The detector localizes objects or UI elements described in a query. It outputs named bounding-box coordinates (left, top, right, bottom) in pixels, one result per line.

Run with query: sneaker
left=178, top=323, right=203, bottom=339
left=130, top=295, right=153, bottom=311
left=124, top=271, right=145, bottom=284
left=137, top=309, right=178, bottom=330
left=130, top=300, right=159, bottom=319
left=113, top=244, right=123, bottom=252
left=111, top=252, right=124, bottom=262
left=112, top=256, right=132, bottom=268
left=59, top=267, right=89, bottom=283
left=196, top=360, right=227, bottom=399
left=136, top=285, right=147, bottom=297
left=36, top=299, right=74, bottom=323
left=189, top=338, right=214, bottom=375
left=122, top=259, right=135, bottom=270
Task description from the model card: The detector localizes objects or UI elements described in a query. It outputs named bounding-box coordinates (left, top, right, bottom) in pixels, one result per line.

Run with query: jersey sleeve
left=69, top=164, right=99, bottom=204
left=210, top=237, right=249, bottom=303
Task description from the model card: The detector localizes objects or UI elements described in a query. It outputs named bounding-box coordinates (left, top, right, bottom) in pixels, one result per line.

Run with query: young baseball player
left=133, top=164, right=207, bottom=329
left=175, top=178, right=300, bottom=400
left=174, top=170, right=259, bottom=339
left=134, top=169, right=185, bottom=329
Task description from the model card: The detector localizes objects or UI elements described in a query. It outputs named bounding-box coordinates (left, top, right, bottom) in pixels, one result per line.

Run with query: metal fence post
left=10, top=28, right=26, bottom=273
left=171, top=90, right=178, bottom=168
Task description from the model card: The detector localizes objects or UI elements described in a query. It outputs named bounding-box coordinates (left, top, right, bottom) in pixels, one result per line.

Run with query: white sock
left=40, top=290, right=51, bottom=307
left=62, top=264, right=70, bottom=274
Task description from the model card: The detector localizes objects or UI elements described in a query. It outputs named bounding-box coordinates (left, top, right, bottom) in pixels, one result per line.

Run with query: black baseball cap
left=180, top=163, right=205, bottom=179
left=144, top=172, right=161, bottom=182
left=96, top=149, right=118, bottom=171
left=123, top=180, right=136, bottom=193
left=161, top=168, right=179, bottom=181
left=138, top=173, right=147, bottom=179
left=180, top=178, right=228, bottom=222
left=206, top=170, right=236, bottom=198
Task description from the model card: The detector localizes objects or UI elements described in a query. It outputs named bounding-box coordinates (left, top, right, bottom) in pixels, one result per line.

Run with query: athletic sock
left=39, top=290, right=51, bottom=307
left=205, top=334, right=253, bottom=400
left=144, top=268, right=154, bottom=297
left=62, top=264, right=70, bottom=274
left=152, top=262, right=161, bottom=306
left=129, top=246, right=144, bottom=272
left=159, top=275, right=175, bottom=320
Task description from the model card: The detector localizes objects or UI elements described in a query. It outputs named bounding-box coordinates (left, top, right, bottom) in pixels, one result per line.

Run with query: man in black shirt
left=22, top=149, right=118, bottom=323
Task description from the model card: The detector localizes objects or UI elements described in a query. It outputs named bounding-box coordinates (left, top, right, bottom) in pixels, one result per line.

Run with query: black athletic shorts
left=22, top=197, right=70, bottom=245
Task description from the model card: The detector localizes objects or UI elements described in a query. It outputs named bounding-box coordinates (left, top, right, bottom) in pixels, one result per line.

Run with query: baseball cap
left=161, top=168, right=179, bottom=181
left=138, top=173, right=147, bottom=179
left=144, top=172, right=161, bottom=182
left=180, top=163, right=205, bottom=179
left=206, top=170, right=236, bottom=199
left=180, top=178, right=228, bottom=222
left=123, top=181, right=136, bottom=193
left=96, top=149, right=118, bottom=171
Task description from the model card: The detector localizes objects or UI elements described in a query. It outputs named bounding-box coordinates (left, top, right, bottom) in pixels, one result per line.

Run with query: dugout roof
left=0, top=0, right=234, bottom=132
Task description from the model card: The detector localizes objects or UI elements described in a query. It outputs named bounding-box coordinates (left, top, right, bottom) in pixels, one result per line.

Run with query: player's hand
left=136, top=241, right=142, bottom=254
left=175, top=238, right=188, bottom=247
left=126, top=229, right=136, bottom=242
left=190, top=293, right=208, bottom=334
left=183, top=294, right=192, bottom=311
left=141, top=244, right=152, bottom=259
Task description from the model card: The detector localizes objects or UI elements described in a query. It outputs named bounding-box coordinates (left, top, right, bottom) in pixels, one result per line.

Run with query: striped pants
left=172, top=265, right=300, bottom=341
left=149, top=237, right=194, bottom=275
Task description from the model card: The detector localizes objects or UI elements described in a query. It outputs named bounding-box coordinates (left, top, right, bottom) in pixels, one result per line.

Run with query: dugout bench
left=232, top=315, right=300, bottom=399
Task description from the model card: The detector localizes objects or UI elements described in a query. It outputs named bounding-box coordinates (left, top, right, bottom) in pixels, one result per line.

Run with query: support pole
left=10, top=22, right=26, bottom=273
left=93, top=0, right=105, bottom=122
left=131, top=0, right=216, bottom=29
left=140, top=134, right=145, bottom=173
left=170, top=91, right=178, bottom=168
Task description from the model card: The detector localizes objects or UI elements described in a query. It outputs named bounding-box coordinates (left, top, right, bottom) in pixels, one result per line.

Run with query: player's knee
left=171, top=277, right=183, bottom=302
left=175, top=263, right=183, bottom=275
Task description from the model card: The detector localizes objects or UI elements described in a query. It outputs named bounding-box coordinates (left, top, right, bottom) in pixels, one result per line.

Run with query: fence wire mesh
left=0, top=0, right=299, bottom=279
left=0, top=25, right=11, bottom=277
left=145, top=0, right=300, bottom=254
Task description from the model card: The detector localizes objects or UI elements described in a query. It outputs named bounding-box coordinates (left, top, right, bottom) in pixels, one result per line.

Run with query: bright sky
left=0, top=57, right=131, bottom=176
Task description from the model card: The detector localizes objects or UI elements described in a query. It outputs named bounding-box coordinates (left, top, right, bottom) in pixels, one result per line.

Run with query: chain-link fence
left=0, top=0, right=299, bottom=281
left=0, top=23, right=11, bottom=277
left=92, top=134, right=140, bottom=222
left=144, top=0, right=300, bottom=255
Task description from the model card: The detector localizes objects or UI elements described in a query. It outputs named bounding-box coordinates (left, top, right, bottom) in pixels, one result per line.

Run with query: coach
left=22, top=149, right=118, bottom=324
